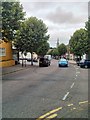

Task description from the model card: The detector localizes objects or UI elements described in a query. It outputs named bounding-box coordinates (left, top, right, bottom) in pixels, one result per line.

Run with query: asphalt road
left=2, top=59, right=88, bottom=119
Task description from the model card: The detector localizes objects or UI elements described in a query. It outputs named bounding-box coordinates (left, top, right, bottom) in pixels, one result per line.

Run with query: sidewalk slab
left=1, top=62, right=39, bottom=75
left=68, top=60, right=76, bottom=65
left=1, top=64, right=32, bottom=75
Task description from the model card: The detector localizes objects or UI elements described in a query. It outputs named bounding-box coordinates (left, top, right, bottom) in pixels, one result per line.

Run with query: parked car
left=44, top=55, right=52, bottom=65
left=79, top=59, right=90, bottom=68
left=39, top=57, right=50, bottom=67
left=58, top=58, right=68, bottom=67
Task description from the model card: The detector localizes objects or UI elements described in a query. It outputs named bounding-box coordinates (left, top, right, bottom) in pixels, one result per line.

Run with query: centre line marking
left=62, top=92, right=69, bottom=101
left=70, top=82, right=75, bottom=89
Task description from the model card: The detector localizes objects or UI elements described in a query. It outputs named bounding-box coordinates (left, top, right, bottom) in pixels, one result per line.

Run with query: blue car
left=58, top=58, right=68, bottom=67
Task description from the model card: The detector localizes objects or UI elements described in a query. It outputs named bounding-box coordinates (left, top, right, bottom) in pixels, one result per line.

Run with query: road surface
left=2, top=59, right=88, bottom=119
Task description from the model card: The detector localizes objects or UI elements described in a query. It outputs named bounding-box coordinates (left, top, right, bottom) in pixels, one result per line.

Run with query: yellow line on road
left=79, top=101, right=88, bottom=105
left=36, top=107, right=62, bottom=120
left=43, top=114, right=57, bottom=120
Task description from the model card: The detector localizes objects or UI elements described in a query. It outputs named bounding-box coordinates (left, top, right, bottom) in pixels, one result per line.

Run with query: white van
left=44, top=55, right=52, bottom=61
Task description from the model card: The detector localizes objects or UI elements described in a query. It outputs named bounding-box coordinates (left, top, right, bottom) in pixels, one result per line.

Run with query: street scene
left=2, top=60, right=88, bottom=118
left=0, top=0, right=90, bottom=119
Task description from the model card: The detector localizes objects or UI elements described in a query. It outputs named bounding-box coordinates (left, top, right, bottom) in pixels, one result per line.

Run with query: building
left=0, top=40, right=15, bottom=67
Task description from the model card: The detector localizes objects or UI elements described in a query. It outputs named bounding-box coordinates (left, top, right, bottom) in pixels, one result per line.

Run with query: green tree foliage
left=15, top=17, right=49, bottom=65
left=58, top=43, right=67, bottom=56
left=37, top=42, right=50, bottom=56
left=85, top=17, right=90, bottom=58
left=69, top=28, right=88, bottom=57
left=2, top=2, right=25, bottom=41
left=52, top=48, right=59, bottom=57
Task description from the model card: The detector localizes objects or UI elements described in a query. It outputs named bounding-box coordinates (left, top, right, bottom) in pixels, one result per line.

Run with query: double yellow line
left=36, top=107, right=62, bottom=120
left=37, top=100, right=89, bottom=120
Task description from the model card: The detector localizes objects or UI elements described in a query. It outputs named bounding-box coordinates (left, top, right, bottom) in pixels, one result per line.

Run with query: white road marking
left=62, top=92, right=69, bottom=101
left=67, top=104, right=73, bottom=107
left=79, top=101, right=88, bottom=105
left=76, top=68, right=79, bottom=69
left=76, top=74, right=78, bottom=77
left=70, top=82, right=75, bottom=89
left=76, top=71, right=80, bottom=74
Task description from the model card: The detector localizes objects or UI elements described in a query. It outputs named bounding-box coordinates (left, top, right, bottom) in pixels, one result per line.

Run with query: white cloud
left=20, top=0, right=89, bottom=2
left=20, top=1, right=88, bottom=47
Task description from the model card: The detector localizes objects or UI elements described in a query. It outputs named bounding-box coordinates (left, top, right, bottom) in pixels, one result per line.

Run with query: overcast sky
left=20, top=0, right=88, bottom=47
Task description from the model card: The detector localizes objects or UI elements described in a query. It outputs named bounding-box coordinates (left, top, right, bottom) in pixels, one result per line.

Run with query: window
left=0, top=48, right=6, bottom=56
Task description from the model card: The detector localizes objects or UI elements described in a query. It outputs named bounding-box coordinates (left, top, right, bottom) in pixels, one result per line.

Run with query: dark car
left=79, top=59, right=90, bottom=68
left=39, top=57, right=50, bottom=67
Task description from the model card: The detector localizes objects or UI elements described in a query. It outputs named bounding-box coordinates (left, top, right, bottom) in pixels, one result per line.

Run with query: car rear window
left=60, top=59, right=67, bottom=62
left=40, top=58, right=44, bottom=61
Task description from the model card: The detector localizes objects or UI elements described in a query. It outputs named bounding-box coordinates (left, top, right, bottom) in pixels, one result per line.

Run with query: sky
left=20, top=0, right=88, bottom=48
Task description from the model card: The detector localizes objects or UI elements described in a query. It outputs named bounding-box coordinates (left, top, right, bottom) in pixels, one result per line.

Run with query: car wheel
left=39, top=64, right=42, bottom=67
left=80, top=65, right=83, bottom=68
left=85, top=65, right=88, bottom=68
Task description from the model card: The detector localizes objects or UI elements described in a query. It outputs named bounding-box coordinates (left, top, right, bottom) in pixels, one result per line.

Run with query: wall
left=0, top=41, right=15, bottom=67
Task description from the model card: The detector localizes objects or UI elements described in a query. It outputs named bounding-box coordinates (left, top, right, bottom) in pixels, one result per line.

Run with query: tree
left=58, top=43, right=67, bottom=56
left=69, top=28, right=88, bottom=59
left=1, top=1, right=25, bottom=41
left=37, top=42, right=50, bottom=56
left=52, top=48, right=59, bottom=58
left=15, top=17, right=49, bottom=65
left=85, top=17, right=90, bottom=59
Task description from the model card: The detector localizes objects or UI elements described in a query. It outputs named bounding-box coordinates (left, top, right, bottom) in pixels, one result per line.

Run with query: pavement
left=68, top=60, right=76, bottom=65
left=1, top=64, right=34, bottom=76
left=1, top=60, right=76, bottom=76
